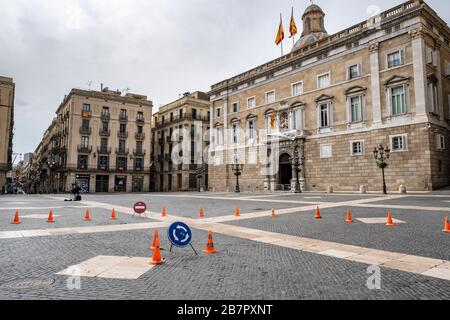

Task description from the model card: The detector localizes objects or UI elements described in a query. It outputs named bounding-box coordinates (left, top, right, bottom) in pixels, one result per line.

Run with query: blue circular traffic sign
left=168, top=222, right=193, bottom=248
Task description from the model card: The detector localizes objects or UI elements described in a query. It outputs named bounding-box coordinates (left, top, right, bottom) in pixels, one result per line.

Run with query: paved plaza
left=0, top=191, right=449, bottom=300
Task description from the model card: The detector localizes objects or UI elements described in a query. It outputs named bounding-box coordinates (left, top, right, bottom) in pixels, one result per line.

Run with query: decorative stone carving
left=409, top=27, right=425, bottom=39
left=368, top=42, right=379, bottom=53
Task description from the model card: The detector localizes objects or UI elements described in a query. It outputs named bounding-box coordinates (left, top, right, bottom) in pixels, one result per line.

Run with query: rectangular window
left=437, top=134, right=445, bottom=150
left=387, top=50, right=404, bottom=68
left=348, top=64, right=360, bottom=80
left=317, top=73, right=330, bottom=89
left=102, top=107, right=109, bottom=116
left=320, top=144, right=332, bottom=159
left=391, top=135, right=408, bottom=152
left=137, top=111, right=144, bottom=121
left=248, top=120, right=255, bottom=140
left=78, top=155, right=88, bottom=169
left=137, top=125, right=143, bottom=134
left=429, top=83, right=438, bottom=114
left=216, top=108, right=221, bottom=118
left=134, top=158, right=143, bottom=170
left=82, top=119, right=90, bottom=130
left=98, top=156, right=109, bottom=170
left=136, top=141, right=143, bottom=153
left=351, top=141, right=364, bottom=155
left=102, top=121, right=109, bottom=132
left=119, top=140, right=126, bottom=151
left=232, top=124, right=238, bottom=144
left=292, top=82, right=303, bottom=96
left=391, top=85, right=406, bottom=115
left=294, top=109, right=303, bottom=130
left=320, top=103, right=330, bottom=128
left=82, top=103, right=91, bottom=112
left=350, top=96, right=362, bottom=122
left=232, top=102, right=239, bottom=113
left=119, top=123, right=127, bottom=134
left=100, top=138, right=108, bottom=150
left=265, top=91, right=276, bottom=104
left=117, top=157, right=127, bottom=171
left=192, top=108, right=197, bottom=119
left=81, top=136, right=89, bottom=148
left=247, top=97, right=256, bottom=108
left=216, top=127, right=222, bottom=145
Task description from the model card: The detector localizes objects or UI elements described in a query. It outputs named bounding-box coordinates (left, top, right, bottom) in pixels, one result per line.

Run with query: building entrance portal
left=279, top=153, right=292, bottom=191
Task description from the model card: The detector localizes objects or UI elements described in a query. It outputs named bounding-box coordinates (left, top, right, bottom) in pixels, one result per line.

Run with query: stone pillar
left=369, top=42, right=382, bottom=123
left=410, top=27, right=428, bottom=116
left=108, top=174, right=115, bottom=193
left=435, top=40, right=444, bottom=121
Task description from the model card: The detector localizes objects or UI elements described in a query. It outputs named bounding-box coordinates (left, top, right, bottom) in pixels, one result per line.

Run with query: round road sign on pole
left=168, top=222, right=193, bottom=248
left=133, top=202, right=147, bottom=215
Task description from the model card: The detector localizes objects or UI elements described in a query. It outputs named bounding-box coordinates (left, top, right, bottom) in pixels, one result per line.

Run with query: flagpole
left=280, top=13, right=284, bottom=56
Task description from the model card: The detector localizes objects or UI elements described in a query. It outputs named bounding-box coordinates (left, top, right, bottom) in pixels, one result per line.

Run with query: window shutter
left=400, top=49, right=405, bottom=65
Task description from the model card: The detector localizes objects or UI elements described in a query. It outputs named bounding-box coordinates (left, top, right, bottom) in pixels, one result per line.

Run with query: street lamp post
left=373, top=144, right=391, bottom=195
left=232, top=160, right=244, bottom=193
left=47, top=161, right=55, bottom=194
left=289, top=146, right=304, bottom=194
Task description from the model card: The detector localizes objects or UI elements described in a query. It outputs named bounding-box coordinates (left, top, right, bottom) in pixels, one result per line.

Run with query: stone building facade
left=151, top=92, right=210, bottom=192
left=208, top=0, right=450, bottom=193
left=0, top=76, right=15, bottom=191
left=33, top=88, right=153, bottom=193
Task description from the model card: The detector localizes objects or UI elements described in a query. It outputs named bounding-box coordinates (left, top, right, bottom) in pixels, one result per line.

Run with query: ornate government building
left=208, top=0, right=450, bottom=192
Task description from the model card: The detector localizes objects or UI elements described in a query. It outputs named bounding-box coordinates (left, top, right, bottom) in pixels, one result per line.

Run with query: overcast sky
left=0, top=0, right=448, bottom=159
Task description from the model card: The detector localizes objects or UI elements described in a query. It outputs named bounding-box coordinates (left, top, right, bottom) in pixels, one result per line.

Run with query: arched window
left=305, top=17, right=311, bottom=33
left=320, top=17, right=324, bottom=29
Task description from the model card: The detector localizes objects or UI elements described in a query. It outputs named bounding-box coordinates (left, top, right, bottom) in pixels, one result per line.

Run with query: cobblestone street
left=0, top=192, right=449, bottom=300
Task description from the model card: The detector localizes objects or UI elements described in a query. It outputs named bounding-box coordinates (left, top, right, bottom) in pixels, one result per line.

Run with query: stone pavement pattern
left=0, top=192, right=449, bottom=300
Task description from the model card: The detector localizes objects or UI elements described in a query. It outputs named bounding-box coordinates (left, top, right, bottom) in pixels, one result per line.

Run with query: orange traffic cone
left=150, top=245, right=165, bottom=265
left=203, top=231, right=217, bottom=254
left=150, top=230, right=160, bottom=251
left=111, top=209, right=117, bottom=221
left=271, top=207, right=276, bottom=218
left=235, top=208, right=240, bottom=217
left=442, top=216, right=450, bottom=233
left=345, top=209, right=353, bottom=223
left=315, top=206, right=322, bottom=219
left=85, top=209, right=92, bottom=222
left=12, top=210, right=21, bottom=225
left=162, top=208, right=167, bottom=217
left=386, top=211, right=396, bottom=227
left=200, top=208, right=205, bottom=218
left=47, top=210, right=55, bottom=223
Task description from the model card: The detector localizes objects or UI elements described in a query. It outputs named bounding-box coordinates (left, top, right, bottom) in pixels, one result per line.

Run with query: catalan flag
left=275, top=14, right=285, bottom=46
left=289, top=8, right=298, bottom=38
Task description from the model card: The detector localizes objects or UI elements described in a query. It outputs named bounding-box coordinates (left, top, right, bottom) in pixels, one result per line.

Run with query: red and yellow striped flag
left=275, top=15, right=285, bottom=46
left=289, top=8, right=298, bottom=38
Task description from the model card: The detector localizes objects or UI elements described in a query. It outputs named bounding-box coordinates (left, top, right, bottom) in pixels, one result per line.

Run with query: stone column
left=435, top=40, right=444, bottom=121
left=410, top=27, right=428, bottom=117
left=369, top=42, right=382, bottom=123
